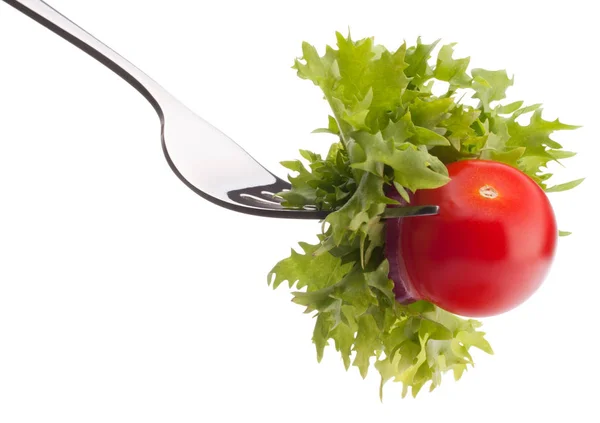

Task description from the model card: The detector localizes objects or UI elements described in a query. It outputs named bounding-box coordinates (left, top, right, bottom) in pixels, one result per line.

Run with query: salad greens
left=268, top=33, right=580, bottom=398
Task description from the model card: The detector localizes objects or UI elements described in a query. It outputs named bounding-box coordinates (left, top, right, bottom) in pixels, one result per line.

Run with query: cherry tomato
left=387, top=159, right=557, bottom=317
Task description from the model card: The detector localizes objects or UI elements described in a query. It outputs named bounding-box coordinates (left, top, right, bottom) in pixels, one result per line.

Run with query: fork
left=4, top=0, right=439, bottom=220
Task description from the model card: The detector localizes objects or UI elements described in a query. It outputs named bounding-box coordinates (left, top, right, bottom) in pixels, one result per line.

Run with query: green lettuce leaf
left=270, top=32, right=580, bottom=398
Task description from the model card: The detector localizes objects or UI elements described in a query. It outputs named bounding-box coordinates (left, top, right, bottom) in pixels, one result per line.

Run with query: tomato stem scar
left=479, top=185, right=499, bottom=199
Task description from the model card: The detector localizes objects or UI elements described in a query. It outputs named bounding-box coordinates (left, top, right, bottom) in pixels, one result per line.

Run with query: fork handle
left=4, top=0, right=168, bottom=118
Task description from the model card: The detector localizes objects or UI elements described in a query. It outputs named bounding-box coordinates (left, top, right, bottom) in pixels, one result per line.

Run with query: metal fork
left=4, top=0, right=439, bottom=220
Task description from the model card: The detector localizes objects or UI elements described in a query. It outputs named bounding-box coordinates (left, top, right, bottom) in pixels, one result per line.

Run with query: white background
left=1, top=1, right=598, bottom=422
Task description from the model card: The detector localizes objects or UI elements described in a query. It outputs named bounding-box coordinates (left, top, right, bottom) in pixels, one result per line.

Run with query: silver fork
left=4, top=0, right=439, bottom=220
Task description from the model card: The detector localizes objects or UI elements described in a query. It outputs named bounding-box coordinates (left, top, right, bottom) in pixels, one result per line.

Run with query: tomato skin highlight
left=391, top=159, right=558, bottom=317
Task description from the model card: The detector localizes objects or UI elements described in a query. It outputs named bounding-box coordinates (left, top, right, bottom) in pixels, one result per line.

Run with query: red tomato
left=387, top=159, right=558, bottom=317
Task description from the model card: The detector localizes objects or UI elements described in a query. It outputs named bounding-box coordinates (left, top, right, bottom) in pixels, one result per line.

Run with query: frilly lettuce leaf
left=270, top=256, right=492, bottom=399
left=269, top=32, right=581, bottom=398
